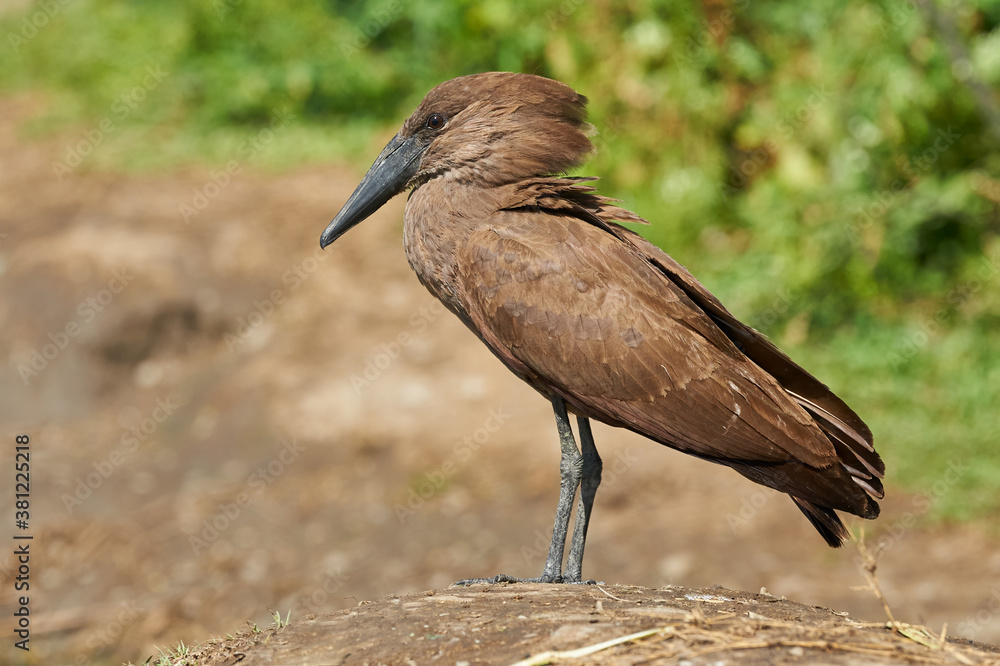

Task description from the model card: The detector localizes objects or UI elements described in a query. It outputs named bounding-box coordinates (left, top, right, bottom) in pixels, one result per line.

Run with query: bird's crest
left=402, top=72, right=595, bottom=186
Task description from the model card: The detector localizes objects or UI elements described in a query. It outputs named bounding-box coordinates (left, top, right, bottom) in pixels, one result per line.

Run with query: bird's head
left=320, top=72, right=593, bottom=248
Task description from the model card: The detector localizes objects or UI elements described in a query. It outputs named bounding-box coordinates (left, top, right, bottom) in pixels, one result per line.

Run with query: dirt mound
left=171, top=584, right=999, bottom=665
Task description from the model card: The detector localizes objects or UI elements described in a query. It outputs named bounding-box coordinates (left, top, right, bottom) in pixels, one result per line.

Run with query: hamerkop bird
left=320, top=72, right=884, bottom=584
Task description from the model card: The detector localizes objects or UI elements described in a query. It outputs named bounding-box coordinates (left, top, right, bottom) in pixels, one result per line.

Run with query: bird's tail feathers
left=790, top=391, right=885, bottom=508
left=790, top=497, right=851, bottom=547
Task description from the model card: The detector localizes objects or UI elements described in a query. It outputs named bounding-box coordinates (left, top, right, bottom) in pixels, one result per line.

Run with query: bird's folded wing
left=456, top=209, right=840, bottom=469
left=488, top=178, right=879, bottom=484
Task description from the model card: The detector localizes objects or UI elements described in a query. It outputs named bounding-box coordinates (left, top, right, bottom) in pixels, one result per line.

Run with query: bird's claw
left=452, top=574, right=601, bottom=586
left=453, top=574, right=553, bottom=585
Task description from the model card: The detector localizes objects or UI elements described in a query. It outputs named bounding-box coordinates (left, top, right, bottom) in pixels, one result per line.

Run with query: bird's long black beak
left=320, top=132, right=426, bottom=248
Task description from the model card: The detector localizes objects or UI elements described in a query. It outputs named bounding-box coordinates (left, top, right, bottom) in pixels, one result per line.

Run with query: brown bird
left=320, top=72, right=884, bottom=584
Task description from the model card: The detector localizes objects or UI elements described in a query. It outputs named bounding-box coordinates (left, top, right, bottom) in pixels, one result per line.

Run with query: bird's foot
left=453, top=573, right=557, bottom=585
left=452, top=574, right=601, bottom=586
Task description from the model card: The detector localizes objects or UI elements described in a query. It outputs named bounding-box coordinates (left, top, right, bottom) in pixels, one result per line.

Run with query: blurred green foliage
left=2, top=0, right=999, bottom=522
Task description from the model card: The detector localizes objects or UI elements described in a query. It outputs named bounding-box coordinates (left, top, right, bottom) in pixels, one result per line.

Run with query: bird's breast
left=402, top=183, right=477, bottom=317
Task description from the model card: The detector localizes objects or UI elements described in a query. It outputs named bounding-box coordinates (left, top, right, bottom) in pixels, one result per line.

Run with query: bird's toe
left=452, top=573, right=570, bottom=585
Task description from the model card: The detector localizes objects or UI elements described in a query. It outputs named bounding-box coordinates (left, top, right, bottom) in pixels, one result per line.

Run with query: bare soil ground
left=180, top=584, right=1000, bottom=665
left=1, top=95, right=1000, bottom=665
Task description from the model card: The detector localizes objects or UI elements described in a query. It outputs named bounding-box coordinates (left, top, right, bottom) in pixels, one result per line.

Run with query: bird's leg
left=564, top=416, right=601, bottom=583
left=537, top=395, right=584, bottom=582
left=453, top=395, right=585, bottom=586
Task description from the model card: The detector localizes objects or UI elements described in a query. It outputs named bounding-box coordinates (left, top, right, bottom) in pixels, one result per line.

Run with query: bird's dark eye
left=425, top=113, right=445, bottom=130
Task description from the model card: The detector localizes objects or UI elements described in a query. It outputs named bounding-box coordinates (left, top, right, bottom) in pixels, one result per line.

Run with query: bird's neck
left=402, top=178, right=484, bottom=317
